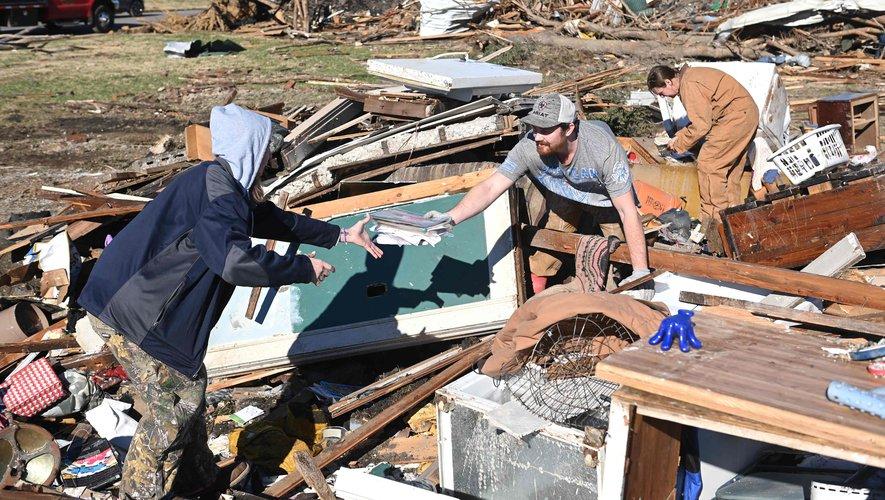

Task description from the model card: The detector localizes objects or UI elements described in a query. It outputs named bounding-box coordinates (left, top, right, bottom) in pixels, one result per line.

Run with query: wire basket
left=768, top=124, right=848, bottom=184
left=505, top=313, right=640, bottom=429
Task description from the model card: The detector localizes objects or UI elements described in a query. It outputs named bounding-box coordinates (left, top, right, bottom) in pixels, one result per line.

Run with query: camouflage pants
left=88, top=315, right=218, bottom=499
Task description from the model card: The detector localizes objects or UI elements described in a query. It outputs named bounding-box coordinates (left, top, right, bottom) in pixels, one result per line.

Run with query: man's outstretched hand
left=345, top=215, right=383, bottom=259
left=423, top=210, right=454, bottom=230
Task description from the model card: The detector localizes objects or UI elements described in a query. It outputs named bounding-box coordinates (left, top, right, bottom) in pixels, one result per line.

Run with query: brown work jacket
left=672, top=66, right=757, bottom=153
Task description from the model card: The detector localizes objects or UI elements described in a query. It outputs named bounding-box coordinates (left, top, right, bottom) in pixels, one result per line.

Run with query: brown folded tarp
left=482, top=283, right=667, bottom=378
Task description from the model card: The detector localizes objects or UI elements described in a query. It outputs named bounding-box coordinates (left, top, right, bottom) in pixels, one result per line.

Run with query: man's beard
left=535, top=142, right=558, bottom=157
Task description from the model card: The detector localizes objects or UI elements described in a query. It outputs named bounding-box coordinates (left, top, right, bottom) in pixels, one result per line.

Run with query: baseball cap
left=521, top=94, right=577, bottom=128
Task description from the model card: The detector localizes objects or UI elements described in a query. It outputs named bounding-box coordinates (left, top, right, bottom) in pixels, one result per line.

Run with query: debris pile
left=0, top=41, right=883, bottom=497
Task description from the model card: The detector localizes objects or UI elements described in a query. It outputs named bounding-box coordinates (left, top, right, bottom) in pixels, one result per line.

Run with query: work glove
left=648, top=310, right=702, bottom=353
left=423, top=210, right=454, bottom=230
left=618, top=268, right=655, bottom=301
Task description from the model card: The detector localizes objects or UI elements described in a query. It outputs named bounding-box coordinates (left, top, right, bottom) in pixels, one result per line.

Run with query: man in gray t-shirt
left=430, top=93, right=650, bottom=295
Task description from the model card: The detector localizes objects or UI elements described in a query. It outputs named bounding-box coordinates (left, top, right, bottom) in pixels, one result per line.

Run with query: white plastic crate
left=768, top=124, right=848, bottom=184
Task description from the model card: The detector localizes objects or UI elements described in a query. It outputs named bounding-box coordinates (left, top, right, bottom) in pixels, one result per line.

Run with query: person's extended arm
left=446, top=172, right=515, bottom=224
left=611, top=191, right=649, bottom=272
left=253, top=202, right=382, bottom=258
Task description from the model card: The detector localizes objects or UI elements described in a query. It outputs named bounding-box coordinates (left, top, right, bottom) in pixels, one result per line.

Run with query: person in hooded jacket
left=78, top=104, right=383, bottom=498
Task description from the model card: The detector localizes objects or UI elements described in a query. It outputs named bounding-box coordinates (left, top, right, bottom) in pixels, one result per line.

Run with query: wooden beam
left=523, top=226, right=885, bottom=309
left=292, top=169, right=495, bottom=219
left=263, top=337, right=492, bottom=497
left=0, top=206, right=143, bottom=231
left=679, top=291, right=885, bottom=337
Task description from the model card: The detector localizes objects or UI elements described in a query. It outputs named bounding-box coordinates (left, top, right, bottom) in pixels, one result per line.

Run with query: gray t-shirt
left=497, top=120, right=632, bottom=207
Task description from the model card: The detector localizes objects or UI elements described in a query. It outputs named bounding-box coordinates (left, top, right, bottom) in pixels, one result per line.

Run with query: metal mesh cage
left=505, top=313, right=639, bottom=429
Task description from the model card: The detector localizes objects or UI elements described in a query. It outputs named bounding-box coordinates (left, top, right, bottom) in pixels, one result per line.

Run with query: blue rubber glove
left=648, top=310, right=702, bottom=353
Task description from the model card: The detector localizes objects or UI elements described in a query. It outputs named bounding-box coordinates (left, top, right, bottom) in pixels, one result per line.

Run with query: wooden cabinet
left=815, top=91, right=879, bottom=154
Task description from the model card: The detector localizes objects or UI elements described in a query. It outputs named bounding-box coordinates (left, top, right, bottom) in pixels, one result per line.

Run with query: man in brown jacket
left=647, top=65, right=759, bottom=241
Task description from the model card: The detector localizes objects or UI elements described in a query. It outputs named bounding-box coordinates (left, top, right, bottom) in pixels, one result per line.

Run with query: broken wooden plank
left=679, top=291, right=885, bottom=338
left=60, top=350, right=116, bottom=371
left=0, top=319, right=66, bottom=372
left=0, top=336, right=79, bottom=353
left=292, top=452, right=335, bottom=500
left=610, top=269, right=664, bottom=294
left=617, top=137, right=662, bottom=165
left=281, top=98, right=364, bottom=171
left=523, top=226, right=885, bottom=310
left=328, top=339, right=489, bottom=418
left=263, top=337, right=492, bottom=497
left=206, top=366, right=295, bottom=393
left=0, top=206, right=144, bottom=231
left=307, top=113, right=372, bottom=145
left=293, top=169, right=495, bottom=219
left=185, top=124, right=214, bottom=162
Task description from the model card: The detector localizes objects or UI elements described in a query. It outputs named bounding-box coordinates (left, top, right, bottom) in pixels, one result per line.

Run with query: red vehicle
left=1, top=0, right=115, bottom=32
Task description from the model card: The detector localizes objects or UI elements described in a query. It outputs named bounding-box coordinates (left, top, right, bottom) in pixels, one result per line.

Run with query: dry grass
left=146, top=0, right=210, bottom=12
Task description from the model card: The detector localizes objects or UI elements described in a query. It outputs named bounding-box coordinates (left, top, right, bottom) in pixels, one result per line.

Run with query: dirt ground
left=1, top=30, right=881, bottom=222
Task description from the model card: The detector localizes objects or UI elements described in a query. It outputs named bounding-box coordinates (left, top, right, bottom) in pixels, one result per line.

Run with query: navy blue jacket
left=78, top=160, right=340, bottom=378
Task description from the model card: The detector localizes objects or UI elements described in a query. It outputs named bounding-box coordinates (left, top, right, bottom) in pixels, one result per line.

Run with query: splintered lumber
left=679, top=291, right=885, bottom=338
left=282, top=98, right=364, bottom=170
left=526, top=66, right=636, bottom=96
left=328, top=339, right=489, bottom=418
left=523, top=226, right=885, bottom=310
left=597, top=313, right=885, bottom=467
left=292, top=452, right=335, bottom=500
left=0, top=337, right=79, bottom=353
left=0, top=319, right=66, bottom=371
left=206, top=366, right=295, bottom=393
left=264, top=336, right=493, bottom=497
left=0, top=262, right=40, bottom=287
left=0, top=205, right=144, bottom=231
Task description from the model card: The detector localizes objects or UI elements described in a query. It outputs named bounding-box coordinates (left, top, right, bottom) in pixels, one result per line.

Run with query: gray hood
left=209, top=103, right=272, bottom=191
